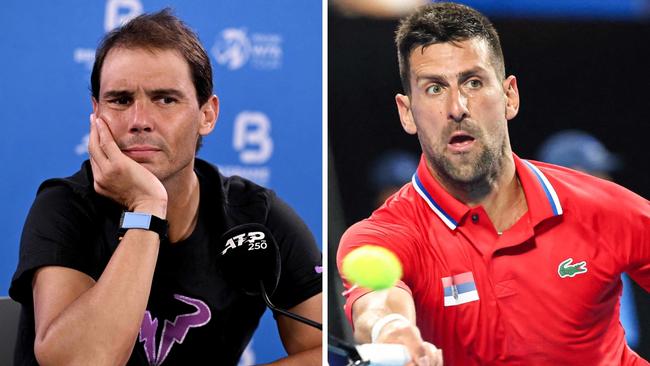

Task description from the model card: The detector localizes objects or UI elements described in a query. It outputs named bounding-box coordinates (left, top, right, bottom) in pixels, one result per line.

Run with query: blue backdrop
left=0, top=1, right=322, bottom=364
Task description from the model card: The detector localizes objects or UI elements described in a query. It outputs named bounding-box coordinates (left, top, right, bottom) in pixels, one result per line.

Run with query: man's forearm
left=352, top=287, right=417, bottom=343
left=351, top=287, right=444, bottom=365
left=34, top=229, right=161, bottom=366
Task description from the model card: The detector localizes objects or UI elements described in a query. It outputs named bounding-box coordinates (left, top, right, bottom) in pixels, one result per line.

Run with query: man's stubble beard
left=422, top=124, right=508, bottom=201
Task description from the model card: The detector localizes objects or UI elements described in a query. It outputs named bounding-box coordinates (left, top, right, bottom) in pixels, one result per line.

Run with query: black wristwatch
left=118, top=212, right=168, bottom=241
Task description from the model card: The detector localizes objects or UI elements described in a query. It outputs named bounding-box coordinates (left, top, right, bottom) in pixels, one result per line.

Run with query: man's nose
left=447, top=88, right=469, bottom=123
left=128, top=100, right=154, bottom=133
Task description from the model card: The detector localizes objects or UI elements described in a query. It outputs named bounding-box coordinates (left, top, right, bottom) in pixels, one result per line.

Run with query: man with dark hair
left=10, top=9, right=321, bottom=365
left=337, top=2, right=649, bottom=365
left=90, top=9, right=213, bottom=153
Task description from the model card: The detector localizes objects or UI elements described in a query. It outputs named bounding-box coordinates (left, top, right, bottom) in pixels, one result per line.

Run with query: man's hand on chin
left=88, top=114, right=167, bottom=217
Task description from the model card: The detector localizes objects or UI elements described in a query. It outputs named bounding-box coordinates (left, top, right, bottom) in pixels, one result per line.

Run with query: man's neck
left=481, top=167, right=527, bottom=233
left=429, top=153, right=528, bottom=233
left=162, top=162, right=201, bottom=243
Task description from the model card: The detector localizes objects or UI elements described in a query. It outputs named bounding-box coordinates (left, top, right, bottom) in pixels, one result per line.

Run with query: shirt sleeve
left=624, top=199, right=650, bottom=292
left=265, top=192, right=322, bottom=311
left=9, top=183, right=97, bottom=305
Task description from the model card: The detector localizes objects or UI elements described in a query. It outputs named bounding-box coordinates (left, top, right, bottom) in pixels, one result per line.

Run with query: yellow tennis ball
left=342, top=245, right=402, bottom=290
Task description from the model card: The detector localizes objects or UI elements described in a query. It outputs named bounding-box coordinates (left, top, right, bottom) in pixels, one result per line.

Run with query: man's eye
left=109, top=97, right=131, bottom=105
left=425, top=85, right=442, bottom=95
left=467, top=79, right=482, bottom=89
left=158, top=97, right=177, bottom=105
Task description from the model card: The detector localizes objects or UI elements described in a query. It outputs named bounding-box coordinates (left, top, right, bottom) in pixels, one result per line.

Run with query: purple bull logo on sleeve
left=442, top=272, right=480, bottom=306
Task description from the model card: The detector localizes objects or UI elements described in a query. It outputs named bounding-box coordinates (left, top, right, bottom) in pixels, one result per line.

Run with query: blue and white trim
left=412, top=173, right=458, bottom=230
left=523, top=160, right=563, bottom=216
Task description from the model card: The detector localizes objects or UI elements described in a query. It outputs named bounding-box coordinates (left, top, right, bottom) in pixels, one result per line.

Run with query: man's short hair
left=90, top=8, right=213, bottom=151
left=395, top=2, right=505, bottom=95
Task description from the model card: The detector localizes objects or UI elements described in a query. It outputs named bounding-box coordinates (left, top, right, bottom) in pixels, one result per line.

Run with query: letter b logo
left=233, top=111, right=273, bottom=164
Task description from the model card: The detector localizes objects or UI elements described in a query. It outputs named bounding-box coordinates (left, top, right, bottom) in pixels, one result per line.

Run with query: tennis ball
left=342, top=245, right=402, bottom=290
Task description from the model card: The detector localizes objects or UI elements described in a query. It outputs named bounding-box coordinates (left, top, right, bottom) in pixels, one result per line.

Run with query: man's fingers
left=88, top=114, right=109, bottom=166
left=376, top=322, right=440, bottom=366
left=94, top=116, right=122, bottom=161
left=88, top=155, right=107, bottom=195
left=415, top=343, right=443, bottom=366
left=88, top=114, right=103, bottom=159
left=88, top=153, right=100, bottom=175
left=411, top=343, right=430, bottom=366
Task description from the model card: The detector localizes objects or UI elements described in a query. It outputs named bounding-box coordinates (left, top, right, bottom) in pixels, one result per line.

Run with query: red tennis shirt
left=338, top=154, right=650, bottom=365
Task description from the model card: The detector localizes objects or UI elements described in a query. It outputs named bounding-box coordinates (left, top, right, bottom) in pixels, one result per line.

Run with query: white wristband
left=370, top=313, right=410, bottom=343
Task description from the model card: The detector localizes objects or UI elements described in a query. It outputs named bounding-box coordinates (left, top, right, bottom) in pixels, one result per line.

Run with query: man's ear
left=396, top=93, right=417, bottom=135
left=199, top=95, right=219, bottom=136
left=503, top=75, right=520, bottom=120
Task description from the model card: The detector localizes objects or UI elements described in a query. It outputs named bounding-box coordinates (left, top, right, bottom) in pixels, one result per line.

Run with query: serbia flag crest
left=442, top=271, right=479, bottom=306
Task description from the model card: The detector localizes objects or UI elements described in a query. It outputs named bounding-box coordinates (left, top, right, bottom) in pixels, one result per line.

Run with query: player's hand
left=375, top=320, right=443, bottom=366
left=88, top=114, right=168, bottom=217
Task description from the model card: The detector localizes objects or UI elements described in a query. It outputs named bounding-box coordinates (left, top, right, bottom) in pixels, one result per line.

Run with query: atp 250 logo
left=221, top=231, right=268, bottom=255
left=211, top=28, right=283, bottom=70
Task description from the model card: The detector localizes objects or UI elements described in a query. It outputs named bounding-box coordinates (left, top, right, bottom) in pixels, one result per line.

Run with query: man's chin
left=445, top=151, right=479, bottom=168
left=437, top=154, right=485, bottom=183
left=447, top=168, right=483, bottom=184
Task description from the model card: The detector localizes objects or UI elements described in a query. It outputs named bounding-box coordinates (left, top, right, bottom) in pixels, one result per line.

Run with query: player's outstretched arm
left=352, top=287, right=443, bottom=366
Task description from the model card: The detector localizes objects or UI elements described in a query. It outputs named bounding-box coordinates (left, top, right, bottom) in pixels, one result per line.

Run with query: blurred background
left=0, top=0, right=321, bottom=364
left=328, top=0, right=650, bottom=360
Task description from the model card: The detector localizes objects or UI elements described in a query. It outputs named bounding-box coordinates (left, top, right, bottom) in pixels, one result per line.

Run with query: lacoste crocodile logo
left=558, top=258, right=588, bottom=278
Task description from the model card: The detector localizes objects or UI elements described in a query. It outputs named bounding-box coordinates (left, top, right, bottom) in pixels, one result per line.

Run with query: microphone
left=219, top=224, right=408, bottom=365
left=218, top=223, right=322, bottom=330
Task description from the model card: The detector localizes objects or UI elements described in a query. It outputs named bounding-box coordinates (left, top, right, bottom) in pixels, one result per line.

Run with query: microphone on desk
left=218, top=223, right=321, bottom=330
left=218, top=224, right=409, bottom=365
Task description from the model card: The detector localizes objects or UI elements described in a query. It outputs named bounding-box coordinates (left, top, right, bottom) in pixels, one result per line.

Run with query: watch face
left=119, top=212, right=168, bottom=241
left=121, top=212, right=153, bottom=229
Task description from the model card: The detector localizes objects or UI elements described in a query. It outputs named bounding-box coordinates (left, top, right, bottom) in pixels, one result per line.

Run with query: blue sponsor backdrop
left=0, top=0, right=321, bottom=364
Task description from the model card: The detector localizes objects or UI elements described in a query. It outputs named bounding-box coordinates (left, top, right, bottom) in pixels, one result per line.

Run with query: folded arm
left=33, top=115, right=168, bottom=366
left=33, top=228, right=161, bottom=366
left=266, top=293, right=322, bottom=365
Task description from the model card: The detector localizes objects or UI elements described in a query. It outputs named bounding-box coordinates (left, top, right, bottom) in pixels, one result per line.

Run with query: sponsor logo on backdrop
left=233, top=111, right=273, bottom=164
left=74, top=0, right=143, bottom=154
left=74, top=48, right=96, bottom=71
left=75, top=134, right=90, bottom=156
left=73, top=0, right=142, bottom=71
left=220, top=111, right=273, bottom=185
left=104, top=0, right=142, bottom=32
left=211, top=28, right=283, bottom=71
left=212, top=28, right=251, bottom=70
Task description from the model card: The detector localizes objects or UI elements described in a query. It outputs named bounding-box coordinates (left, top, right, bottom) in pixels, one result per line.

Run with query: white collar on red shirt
left=411, top=154, right=563, bottom=230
